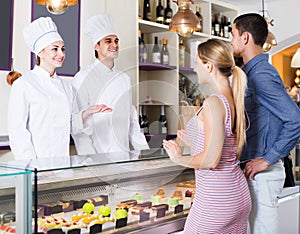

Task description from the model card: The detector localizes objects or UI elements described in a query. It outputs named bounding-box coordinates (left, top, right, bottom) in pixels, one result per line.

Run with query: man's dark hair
left=233, top=13, right=268, bottom=47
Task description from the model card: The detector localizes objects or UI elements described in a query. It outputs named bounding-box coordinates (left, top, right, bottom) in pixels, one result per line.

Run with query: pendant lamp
left=169, top=0, right=201, bottom=38
left=291, top=48, right=300, bottom=86
left=34, top=0, right=78, bottom=15
left=260, top=0, right=277, bottom=52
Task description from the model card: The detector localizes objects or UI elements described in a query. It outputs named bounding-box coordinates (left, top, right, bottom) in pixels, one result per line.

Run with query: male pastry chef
left=71, top=13, right=149, bottom=155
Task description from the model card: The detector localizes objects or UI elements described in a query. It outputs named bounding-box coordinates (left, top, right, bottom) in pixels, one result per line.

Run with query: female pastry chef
left=7, top=17, right=111, bottom=160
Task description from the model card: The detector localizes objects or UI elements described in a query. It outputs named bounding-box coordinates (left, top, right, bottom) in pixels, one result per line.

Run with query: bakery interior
left=0, top=0, right=299, bottom=233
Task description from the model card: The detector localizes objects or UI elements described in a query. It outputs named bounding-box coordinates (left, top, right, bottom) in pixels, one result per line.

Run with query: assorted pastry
left=177, top=181, right=196, bottom=188
left=26, top=182, right=195, bottom=233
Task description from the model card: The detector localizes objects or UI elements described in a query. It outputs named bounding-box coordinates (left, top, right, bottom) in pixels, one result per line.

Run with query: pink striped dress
left=184, top=94, right=251, bottom=234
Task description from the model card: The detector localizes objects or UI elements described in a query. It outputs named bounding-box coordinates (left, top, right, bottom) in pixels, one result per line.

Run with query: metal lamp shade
left=169, top=0, right=201, bottom=38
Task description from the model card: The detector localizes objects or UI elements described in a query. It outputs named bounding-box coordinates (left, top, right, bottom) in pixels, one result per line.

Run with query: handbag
left=283, top=154, right=295, bottom=187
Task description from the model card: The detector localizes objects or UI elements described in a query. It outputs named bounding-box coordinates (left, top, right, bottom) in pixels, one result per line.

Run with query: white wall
left=237, top=0, right=300, bottom=52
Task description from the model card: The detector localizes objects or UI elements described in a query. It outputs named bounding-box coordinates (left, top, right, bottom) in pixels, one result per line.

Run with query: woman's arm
left=163, top=96, right=226, bottom=169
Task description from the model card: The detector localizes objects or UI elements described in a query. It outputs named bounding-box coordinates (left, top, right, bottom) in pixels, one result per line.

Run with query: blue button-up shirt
left=241, top=53, right=300, bottom=164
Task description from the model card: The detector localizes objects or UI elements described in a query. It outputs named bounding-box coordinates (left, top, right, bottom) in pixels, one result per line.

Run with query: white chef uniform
left=8, top=67, right=74, bottom=160
left=8, top=17, right=74, bottom=160
left=71, top=13, right=148, bottom=155
left=72, top=60, right=149, bottom=155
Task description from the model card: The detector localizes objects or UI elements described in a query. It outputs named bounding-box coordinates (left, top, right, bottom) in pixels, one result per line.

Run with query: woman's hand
left=177, top=130, right=190, bottom=146
left=82, top=104, right=112, bottom=123
left=162, top=139, right=182, bottom=163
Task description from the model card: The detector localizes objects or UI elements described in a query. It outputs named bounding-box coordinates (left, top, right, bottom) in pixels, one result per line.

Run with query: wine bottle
left=143, top=0, right=151, bottom=21
left=178, top=39, right=185, bottom=67
left=219, top=12, right=224, bottom=38
left=161, top=37, right=169, bottom=65
left=195, top=6, right=203, bottom=32
left=213, top=13, right=220, bottom=37
left=139, top=106, right=149, bottom=135
left=152, top=36, right=161, bottom=64
left=227, top=17, right=232, bottom=37
left=223, top=16, right=229, bottom=39
left=139, top=31, right=147, bottom=63
left=164, top=0, right=173, bottom=25
left=156, top=0, right=164, bottom=24
left=158, top=105, right=167, bottom=134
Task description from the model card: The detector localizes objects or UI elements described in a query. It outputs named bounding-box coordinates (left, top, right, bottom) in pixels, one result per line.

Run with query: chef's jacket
left=71, top=59, right=149, bottom=155
left=8, top=66, right=74, bottom=160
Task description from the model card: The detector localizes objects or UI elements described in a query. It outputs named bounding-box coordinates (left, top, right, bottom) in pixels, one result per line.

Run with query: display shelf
left=140, top=100, right=174, bottom=106
left=0, top=151, right=195, bottom=233
left=179, top=67, right=195, bottom=74
left=139, top=63, right=177, bottom=71
left=137, top=0, right=238, bottom=137
left=139, top=19, right=169, bottom=33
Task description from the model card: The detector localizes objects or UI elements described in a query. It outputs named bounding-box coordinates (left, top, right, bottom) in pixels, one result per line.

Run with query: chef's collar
left=33, top=65, right=59, bottom=80
left=95, top=59, right=116, bottom=73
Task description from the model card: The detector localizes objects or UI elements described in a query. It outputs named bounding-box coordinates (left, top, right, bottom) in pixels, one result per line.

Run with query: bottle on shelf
left=178, top=39, right=185, bottom=67
left=212, top=13, right=220, bottom=37
left=139, top=106, right=149, bottom=135
left=161, top=37, right=169, bottom=65
left=139, top=31, right=147, bottom=63
left=152, top=36, right=161, bottom=64
left=195, top=6, right=203, bottom=32
left=158, top=105, right=168, bottom=134
left=227, top=17, right=232, bottom=38
left=143, top=0, right=151, bottom=21
left=219, top=12, right=224, bottom=38
left=156, top=0, right=164, bottom=24
left=223, top=15, right=229, bottom=38
left=164, top=0, right=173, bottom=25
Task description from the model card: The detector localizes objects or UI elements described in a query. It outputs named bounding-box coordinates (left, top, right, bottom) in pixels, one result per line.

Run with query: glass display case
left=0, top=149, right=195, bottom=234
left=0, top=166, right=32, bottom=233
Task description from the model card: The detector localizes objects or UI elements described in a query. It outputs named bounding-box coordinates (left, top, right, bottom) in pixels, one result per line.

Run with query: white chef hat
left=84, top=13, right=117, bottom=46
left=23, top=17, right=63, bottom=55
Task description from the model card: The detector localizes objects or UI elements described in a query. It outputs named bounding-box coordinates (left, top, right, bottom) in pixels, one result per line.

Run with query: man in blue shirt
left=231, top=13, right=300, bottom=234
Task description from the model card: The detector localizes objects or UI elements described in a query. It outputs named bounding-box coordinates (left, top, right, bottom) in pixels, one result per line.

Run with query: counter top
left=278, top=185, right=300, bottom=198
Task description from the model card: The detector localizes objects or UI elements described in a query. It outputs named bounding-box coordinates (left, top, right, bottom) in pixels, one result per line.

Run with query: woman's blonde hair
left=197, top=39, right=247, bottom=157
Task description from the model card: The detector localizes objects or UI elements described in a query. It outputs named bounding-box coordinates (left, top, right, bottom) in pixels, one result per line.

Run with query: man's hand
left=245, top=158, right=270, bottom=180
left=82, top=104, right=112, bottom=123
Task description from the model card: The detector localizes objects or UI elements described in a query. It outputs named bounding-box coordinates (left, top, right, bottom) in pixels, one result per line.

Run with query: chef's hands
left=162, top=139, right=182, bottom=163
left=244, top=158, right=270, bottom=180
left=82, top=104, right=112, bottom=123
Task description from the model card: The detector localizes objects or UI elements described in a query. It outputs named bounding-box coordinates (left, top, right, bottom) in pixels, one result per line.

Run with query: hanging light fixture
left=260, top=0, right=277, bottom=52
left=169, top=0, right=201, bottom=38
left=34, top=0, right=78, bottom=15
left=291, top=48, right=300, bottom=85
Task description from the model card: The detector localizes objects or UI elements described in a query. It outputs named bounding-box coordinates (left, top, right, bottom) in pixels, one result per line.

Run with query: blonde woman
left=163, top=39, right=251, bottom=233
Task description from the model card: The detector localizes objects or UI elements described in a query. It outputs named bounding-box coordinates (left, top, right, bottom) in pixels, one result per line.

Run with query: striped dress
left=184, top=94, right=251, bottom=234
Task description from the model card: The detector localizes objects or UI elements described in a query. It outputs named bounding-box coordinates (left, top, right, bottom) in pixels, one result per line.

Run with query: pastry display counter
left=0, top=166, right=32, bottom=233
left=0, top=149, right=195, bottom=234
